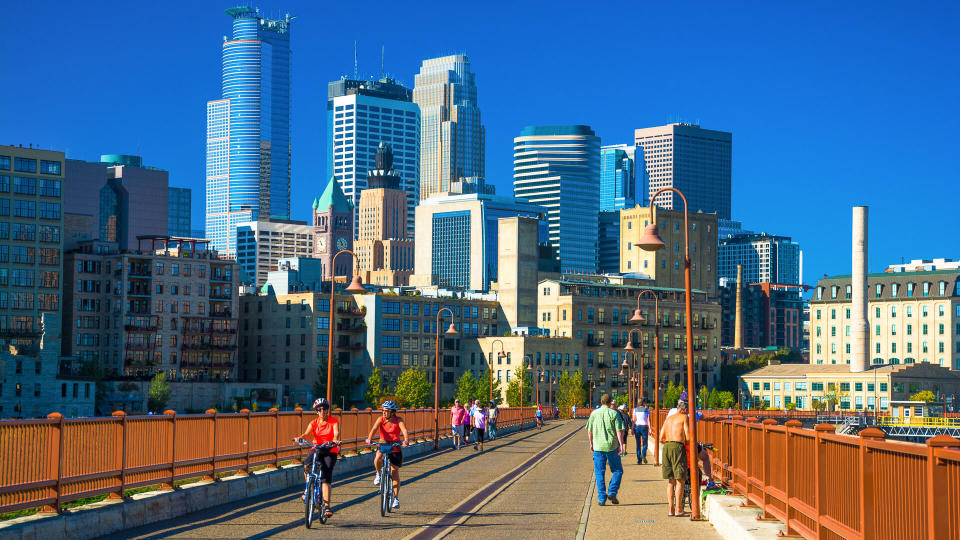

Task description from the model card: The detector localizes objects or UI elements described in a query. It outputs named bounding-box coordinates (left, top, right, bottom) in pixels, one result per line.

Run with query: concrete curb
left=703, top=494, right=786, bottom=539
left=0, top=421, right=535, bottom=540
left=575, top=474, right=595, bottom=540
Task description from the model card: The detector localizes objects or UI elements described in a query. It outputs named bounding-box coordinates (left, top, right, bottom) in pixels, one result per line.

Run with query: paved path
left=103, top=421, right=717, bottom=539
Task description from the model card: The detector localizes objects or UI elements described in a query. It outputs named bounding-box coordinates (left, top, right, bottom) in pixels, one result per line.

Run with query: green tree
left=394, top=367, right=432, bottom=408
left=314, top=361, right=357, bottom=409
left=147, top=372, right=171, bottom=413
left=717, top=391, right=736, bottom=409
left=697, top=386, right=710, bottom=409
left=505, top=365, right=532, bottom=407
left=718, top=348, right=804, bottom=394
left=455, top=370, right=480, bottom=405
left=556, top=370, right=586, bottom=416
left=364, top=368, right=390, bottom=408
left=662, top=382, right=685, bottom=409
left=478, top=370, right=504, bottom=405
left=910, top=390, right=937, bottom=403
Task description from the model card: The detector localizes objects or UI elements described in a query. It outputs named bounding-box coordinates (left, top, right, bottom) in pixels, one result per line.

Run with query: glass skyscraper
left=167, top=187, right=192, bottom=237
left=413, top=55, right=484, bottom=200
left=513, top=125, right=601, bottom=273
left=599, top=144, right=644, bottom=211
left=327, top=78, right=420, bottom=238
left=206, top=7, right=293, bottom=255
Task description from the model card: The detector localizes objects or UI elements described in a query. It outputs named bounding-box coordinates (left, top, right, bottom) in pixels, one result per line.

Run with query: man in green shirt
left=586, top=393, right=625, bottom=505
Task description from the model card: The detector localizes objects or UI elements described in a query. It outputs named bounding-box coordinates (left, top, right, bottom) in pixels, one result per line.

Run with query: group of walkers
left=587, top=391, right=713, bottom=517
left=450, top=399, right=497, bottom=451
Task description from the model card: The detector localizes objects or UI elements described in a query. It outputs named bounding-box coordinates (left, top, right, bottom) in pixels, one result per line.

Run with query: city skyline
left=1, top=2, right=957, bottom=281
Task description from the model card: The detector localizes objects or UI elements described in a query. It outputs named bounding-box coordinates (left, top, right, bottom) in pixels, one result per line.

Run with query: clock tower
left=312, top=175, right=354, bottom=280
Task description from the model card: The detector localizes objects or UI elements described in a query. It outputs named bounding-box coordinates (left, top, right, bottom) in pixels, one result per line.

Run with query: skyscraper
left=599, top=144, right=643, bottom=211
left=167, top=187, right=192, bottom=237
left=356, top=143, right=414, bottom=286
left=327, top=77, right=420, bottom=239
left=312, top=176, right=354, bottom=280
left=634, top=123, right=732, bottom=219
left=718, top=232, right=802, bottom=285
left=513, top=125, right=601, bottom=273
left=206, top=7, right=293, bottom=255
left=413, top=55, right=485, bottom=200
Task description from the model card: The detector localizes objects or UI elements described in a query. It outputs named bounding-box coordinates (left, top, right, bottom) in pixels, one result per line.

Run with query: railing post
left=925, top=434, right=960, bottom=539
left=205, top=408, right=217, bottom=481
left=858, top=427, right=885, bottom=539
left=271, top=407, right=281, bottom=468
left=164, top=410, right=177, bottom=490
left=760, top=418, right=777, bottom=519
left=43, top=412, right=64, bottom=514
left=295, top=407, right=304, bottom=463
left=110, top=411, right=127, bottom=500
left=783, top=419, right=802, bottom=535
left=240, top=409, right=252, bottom=475
left=813, top=423, right=835, bottom=538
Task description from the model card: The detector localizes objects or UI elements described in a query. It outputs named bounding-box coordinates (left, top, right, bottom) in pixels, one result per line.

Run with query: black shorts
left=381, top=447, right=404, bottom=468
left=474, top=428, right=485, bottom=443
left=305, top=449, right=337, bottom=482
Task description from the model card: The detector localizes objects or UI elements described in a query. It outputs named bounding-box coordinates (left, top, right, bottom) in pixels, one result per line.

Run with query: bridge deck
left=101, top=420, right=718, bottom=539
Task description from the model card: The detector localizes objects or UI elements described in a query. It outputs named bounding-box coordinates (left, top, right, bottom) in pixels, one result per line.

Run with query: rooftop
left=743, top=362, right=960, bottom=379
left=518, top=125, right=596, bottom=137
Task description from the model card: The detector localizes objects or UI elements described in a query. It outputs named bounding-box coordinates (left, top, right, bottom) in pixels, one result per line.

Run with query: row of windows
left=0, top=157, right=62, bottom=175
left=818, top=281, right=951, bottom=300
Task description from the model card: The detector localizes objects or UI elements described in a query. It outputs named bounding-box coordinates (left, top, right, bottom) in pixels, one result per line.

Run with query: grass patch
left=0, top=507, right=38, bottom=521
left=62, top=495, right=108, bottom=510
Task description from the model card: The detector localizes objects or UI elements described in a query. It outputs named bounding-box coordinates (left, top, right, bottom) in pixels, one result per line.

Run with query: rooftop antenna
left=380, top=45, right=385, bottom=79
left=353, top=40, right=358, bottom=80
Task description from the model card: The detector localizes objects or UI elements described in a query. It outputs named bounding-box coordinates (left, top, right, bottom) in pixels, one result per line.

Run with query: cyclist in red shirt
left=365, top=401, right=409, bottom=509
left=294, top=398, right=340, bottom=516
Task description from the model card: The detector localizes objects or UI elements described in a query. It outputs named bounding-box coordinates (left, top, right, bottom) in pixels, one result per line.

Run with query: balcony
left=339, top=324, right=365, bottom=333
left=208, top=310, right=233, bottom=319
left=180, top=343, right=237, bottom=352
left=180, top=361, right=236, bottom=370
left=209, top=292, right=232, bottom=300
left=210, top=327, right=238, bottom=335
left=209, top=273, right=232, bottom=283
left=336, top=306, right=367, bottom=315
left=124, top=324, right=158, bottom=332
left=0, top=328, right=41, bottom=338
left=124, top=343, right=154, bottom=351
left=586, top=338, right=604, bottom=347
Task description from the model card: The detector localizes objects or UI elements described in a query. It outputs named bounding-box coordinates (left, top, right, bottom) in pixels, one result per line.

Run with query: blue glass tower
left=206, top=7, right=293, bottom=254
left=599, top=144, right=643, bottom=211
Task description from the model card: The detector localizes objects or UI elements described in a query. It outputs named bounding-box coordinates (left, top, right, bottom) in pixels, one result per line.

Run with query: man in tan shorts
left=659, top=400, right=690, bottom=517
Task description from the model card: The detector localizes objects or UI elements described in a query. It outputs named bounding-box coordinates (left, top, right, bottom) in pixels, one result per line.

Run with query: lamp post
left=521, top=358, right=532, bottom=431
left=619, top=356, right=631, bottom=410
left=630, top=289, right=660, bottom=465
left=326, top=250, right=366, bottom=403
left=536, top=369, right=543, bottom=407
left=433, top=308, right=458, bottom=450
left=637, top=186, right=700, bottom=519
left=490, top=339, right=506, bottom=402
left=589, top=381, right=597, bottom=407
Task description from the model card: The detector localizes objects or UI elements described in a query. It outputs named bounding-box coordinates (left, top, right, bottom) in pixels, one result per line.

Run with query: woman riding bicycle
left=365, top=401, right=409, bottom=509
left=294, top=398, right=340, bottom=518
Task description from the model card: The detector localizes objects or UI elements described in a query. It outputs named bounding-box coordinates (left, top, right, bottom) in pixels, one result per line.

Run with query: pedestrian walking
left=461, top=399, right=473, bottom=446
left=617, top=404, right=632, bottom=456
left=487, top=401, right=498, bottom=440
left=450, top=399, right=466, bottom=449
left=473, top=403, right=487, bottom=452
left=586, top=394, right=625, bottom=506
left=659, top=400, right=689, bottom=517
left=571, top=404, right=578, bottom=419
left=633, top=398, right=651, bottom=464
left=536, top=404, right=543, bottom=430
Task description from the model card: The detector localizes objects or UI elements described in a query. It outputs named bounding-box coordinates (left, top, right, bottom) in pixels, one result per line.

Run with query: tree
left=663, top=382, right=685, bottom=409
left=697, top=386, right=710, bottom=409
left=718, top=348, right=804, bottom=394
left=455, top=370, right=480, bottom=405
left=717, top=391, right=736, bottom=409
left=314, top=361, right=357, bottom=409
left=556, top=370, right=586, bottom=416
left=910, top=390, right=936, bottom=403
left=147, top=372, right=171, bottom=413
left=394, top=367, right=432, bottom=408
left=505, top=365, right=532, bottom=407
left=364, top=368, right=390, bottom=408
left=479, top=370, right=504, bottom=405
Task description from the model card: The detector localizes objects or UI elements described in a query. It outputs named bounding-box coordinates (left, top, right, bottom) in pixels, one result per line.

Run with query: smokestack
left=851, top=206, right=869, bottom=372
left=734, top=265, right=743, bottom=348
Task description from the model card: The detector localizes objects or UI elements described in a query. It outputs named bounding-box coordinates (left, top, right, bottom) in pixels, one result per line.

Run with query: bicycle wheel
left=304, top=477, right=316, bottom=528
left=380, top=466, right=389, bottom=517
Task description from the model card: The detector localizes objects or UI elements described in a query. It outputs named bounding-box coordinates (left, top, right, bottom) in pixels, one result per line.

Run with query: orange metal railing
left=696, top=415, right=960, bottom=540
left=0, top=406, right=537, bottom=515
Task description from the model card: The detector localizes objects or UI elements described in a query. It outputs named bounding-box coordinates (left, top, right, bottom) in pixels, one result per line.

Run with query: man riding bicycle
left=294, top=398, right=340, bottom=519
left=364, top=401, right=409, bottom=509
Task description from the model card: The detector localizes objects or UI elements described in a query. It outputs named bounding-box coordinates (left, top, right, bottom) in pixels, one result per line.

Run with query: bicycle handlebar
left=295, top=438, right=340, bottom=450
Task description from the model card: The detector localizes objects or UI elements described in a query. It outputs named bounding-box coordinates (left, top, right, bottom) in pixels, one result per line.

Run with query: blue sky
left=1, top=1, right=957, bottom=283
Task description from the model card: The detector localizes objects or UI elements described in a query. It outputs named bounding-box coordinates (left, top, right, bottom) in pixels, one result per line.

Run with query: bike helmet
left=381, top=400, right=398, bottom=411
left=312, top=398, right=330, bottom=411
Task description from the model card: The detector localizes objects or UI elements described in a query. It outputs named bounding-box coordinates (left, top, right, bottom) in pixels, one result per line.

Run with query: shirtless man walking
left=659, top=399, right=690, bottom=517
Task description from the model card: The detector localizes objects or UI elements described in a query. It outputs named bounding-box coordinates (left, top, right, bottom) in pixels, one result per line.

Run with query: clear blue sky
left=1, top=1, right=957, bottom=283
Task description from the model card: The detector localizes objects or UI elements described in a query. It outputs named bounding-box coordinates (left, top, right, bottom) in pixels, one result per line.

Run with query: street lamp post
left=629, top=289, right=660, bottom=465
left=326, top=250, right=366, bottom=403
left=589, top=381, right=597, bottom=408
left=490, top=339, right=506, bottom=403
left=536, top=369, right=543, bottom=407
left=636, top=186, right=701, bottom=519
left=433, top=308, right=459, bottom=450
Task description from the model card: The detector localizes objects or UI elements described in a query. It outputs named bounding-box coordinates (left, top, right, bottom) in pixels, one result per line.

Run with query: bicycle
left=681, top=442, right=720, bottom=512
left=374, top=442, right=403, bottom=517
left=296, top=439, right=339, bottom=528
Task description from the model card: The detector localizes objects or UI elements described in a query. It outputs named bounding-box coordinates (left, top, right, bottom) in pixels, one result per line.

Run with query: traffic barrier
left=698, top=416, right=960, bottom=539
left=0, top=406, right=537, bottom=516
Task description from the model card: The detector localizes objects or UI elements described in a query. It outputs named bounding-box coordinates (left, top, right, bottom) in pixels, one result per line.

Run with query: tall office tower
left=312, top=176, right=354, bottom=279
left=597, top=211, right=620, bottom=274
left=413, top=54, right=485, bottom=200
left=327, top=77, right=420, bottom=239
left=206, top=7, right=293, bottom=255
left=599, top=144, right=643, bottom=211
left=356, top=143, right=414, bottom=286
left=235, top=219, right=314, bottom=287
left=634, top=123, right=732, bottom=219
left=718, top=232, right=802, bottom=285
left=0, top=146, right=65, bottom=350
left=168, top=187, right=192, bottom=237
left=513, top=125, right=601, bottom=273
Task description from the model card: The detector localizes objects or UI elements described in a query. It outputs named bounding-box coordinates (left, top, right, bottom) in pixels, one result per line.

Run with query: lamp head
left=637, top=223, right=666, bottom=252
left=630, top=309, right=646, bottom=324
left=624, top=341, right=635, bottom=351
left=621, top=359, right=629, bottom=369
left=345, top=275, right=366, bottom=294
left=497, top=351, right=506, bottom=359
left=445, top=322, right=459, bottom=335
